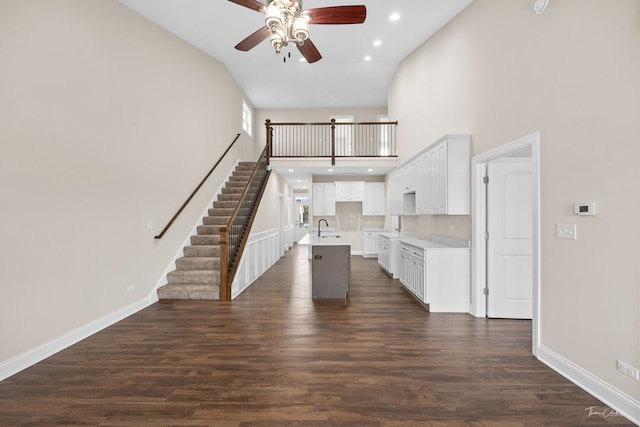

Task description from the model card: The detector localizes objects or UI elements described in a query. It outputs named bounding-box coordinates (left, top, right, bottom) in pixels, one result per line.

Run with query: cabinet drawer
left=411, top=249, right=424, bottom=259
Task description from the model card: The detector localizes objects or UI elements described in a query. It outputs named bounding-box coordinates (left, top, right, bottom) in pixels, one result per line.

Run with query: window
left=242, top=101, right=253, bottom=137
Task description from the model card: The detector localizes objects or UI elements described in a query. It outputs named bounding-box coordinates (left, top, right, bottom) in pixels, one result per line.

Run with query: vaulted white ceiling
left=118, top=0, right=474, bottom=109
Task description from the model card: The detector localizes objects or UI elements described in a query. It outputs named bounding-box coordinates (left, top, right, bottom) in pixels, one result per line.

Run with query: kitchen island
left=309, top=235, right=351, bottom=305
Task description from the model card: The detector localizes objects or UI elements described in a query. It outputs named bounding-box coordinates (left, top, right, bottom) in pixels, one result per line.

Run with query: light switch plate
left=556, top=224, right=577, bottom=240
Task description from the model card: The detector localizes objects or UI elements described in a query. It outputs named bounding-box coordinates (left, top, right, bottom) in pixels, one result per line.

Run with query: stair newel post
left=330, top=118, right=336, bottom=166
left=219, top=226, right=230, bottom=302
left=265, top=119, right=272, bottom=165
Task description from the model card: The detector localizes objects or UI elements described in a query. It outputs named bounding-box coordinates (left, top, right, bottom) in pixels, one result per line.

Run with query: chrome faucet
left=317, top=218, right=329, bottom=237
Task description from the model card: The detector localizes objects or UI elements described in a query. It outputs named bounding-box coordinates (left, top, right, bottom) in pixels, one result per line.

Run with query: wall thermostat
left=574, top=201, right=596, bottom=216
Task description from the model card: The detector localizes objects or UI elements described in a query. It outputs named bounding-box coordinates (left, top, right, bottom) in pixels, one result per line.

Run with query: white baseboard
left=538, top=345, right=640, bottom=425
left=0, top=294, right=157, bottom=382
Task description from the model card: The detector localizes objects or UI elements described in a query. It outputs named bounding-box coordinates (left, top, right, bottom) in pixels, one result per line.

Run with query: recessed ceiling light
left=328, top=169, right=334, bottom=172
left=299, top=57, right=306, bottom=62
left=373, top=40, right=382, bottom=47
left=389, top=13, right=400, bottom=21
left=297, top=180, right=301, bottom=183
left=288, top=169, right=294, bottom=172
left=364, top=56, right=372, bottom=62
left=368, top=169, right=373, bottom=172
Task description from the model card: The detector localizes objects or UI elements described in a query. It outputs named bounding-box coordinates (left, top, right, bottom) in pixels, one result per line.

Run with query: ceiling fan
left=228, top=0, right=367, bottom=63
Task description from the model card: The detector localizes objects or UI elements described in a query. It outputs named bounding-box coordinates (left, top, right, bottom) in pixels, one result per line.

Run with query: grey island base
left=310, top=235, right=351, bottom=306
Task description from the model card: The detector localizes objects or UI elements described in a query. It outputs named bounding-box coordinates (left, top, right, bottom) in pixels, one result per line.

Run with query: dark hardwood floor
left=0, top=244, right=633, bottom=426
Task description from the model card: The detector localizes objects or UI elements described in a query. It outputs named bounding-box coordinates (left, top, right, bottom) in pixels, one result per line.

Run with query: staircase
left=157, top=162, right=256, bottom=300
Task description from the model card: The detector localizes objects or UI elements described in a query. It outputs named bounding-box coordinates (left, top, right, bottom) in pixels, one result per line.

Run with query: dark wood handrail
left=267, top=121, right=399, bottom=126
left=222, top=147, right=265, bottom=240
left=219, top=143, right=270, bottom=301
left=154, top=133, right=241, bottom=239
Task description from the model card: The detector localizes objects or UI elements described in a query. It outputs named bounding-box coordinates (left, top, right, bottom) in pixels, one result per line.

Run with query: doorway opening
left=293, top=192, right=309, bottom=243
left=471, top=132, right=541, bottom=356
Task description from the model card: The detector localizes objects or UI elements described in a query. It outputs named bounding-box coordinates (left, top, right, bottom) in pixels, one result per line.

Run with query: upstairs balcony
left=266, top=119, right=399, bottom=166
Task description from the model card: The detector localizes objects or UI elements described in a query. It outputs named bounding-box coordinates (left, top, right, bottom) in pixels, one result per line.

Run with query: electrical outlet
left=617, top=360, right=639, bottom=381
left=127, top=285, right=135, bottom=293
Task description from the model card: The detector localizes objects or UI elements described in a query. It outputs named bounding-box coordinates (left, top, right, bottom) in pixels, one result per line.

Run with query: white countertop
left=378, top=231, right=418, bottom=239
left=399, top=235, right=470, bottom=250
left=309, top=235, right=351, bottom=246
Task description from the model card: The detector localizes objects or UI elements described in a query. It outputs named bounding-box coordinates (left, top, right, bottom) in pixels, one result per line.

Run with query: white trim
left=538, top=345, right=640, bottom=425
left=0, top=295, right=156, bottom=382
left=470, top=132, right=541, bottom=356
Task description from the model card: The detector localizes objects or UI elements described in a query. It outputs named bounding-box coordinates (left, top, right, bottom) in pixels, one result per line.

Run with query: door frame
left=278, top=193, right=285, bottom=257
left=470, top=132, right=541, bottom=356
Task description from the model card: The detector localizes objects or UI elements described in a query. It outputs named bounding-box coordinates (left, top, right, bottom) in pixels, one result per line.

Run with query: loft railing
left=266, top=119, right=398, bottom=165
left=155, top=134, right=241, bottom=240
left=219, top=144, right=271, bottom=301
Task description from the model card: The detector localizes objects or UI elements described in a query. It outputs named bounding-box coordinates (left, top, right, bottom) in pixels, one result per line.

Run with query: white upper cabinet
left=388, top=172, right=403, bottom=215
left=363, top=182, right=385, bottom=216
left=389, top=134, right=471, bottom=216
left=334, top=181, right=365, bottom=202
left=435, top=135, right=470, bottom=215
left=415, top=152, right=429, bottom=214
left=312, top=182, right=336, bottom=216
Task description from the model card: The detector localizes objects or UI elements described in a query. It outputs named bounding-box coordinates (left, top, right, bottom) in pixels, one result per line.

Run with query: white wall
left=0, top=0, right=257, bottom=372
left=389, top=0, right=639, bottom=403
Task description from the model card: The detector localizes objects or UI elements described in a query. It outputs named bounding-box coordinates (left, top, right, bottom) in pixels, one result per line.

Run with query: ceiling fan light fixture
left=270, top=29, right=286, bottom=54
left=293, top=16, right=309, bottom=45
left=265, top=2, right=284, bottom=31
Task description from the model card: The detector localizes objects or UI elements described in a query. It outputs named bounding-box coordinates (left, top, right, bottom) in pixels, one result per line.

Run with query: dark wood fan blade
left=297, top=38, right=322, bottom=63
left=235, top=26, right=270, bottom=51
left=227, top=0, right=265, bottom=12
left=306, top=5, right=366, bottom=25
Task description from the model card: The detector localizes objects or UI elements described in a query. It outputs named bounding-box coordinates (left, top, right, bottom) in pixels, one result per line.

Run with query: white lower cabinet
left=398, top=237, right=469, bottom=312
left=377, top=232, right=417, bottom=279
left=377, top=234, right=401, bottom=278
left=362, top=229, right=386, bottom=258
left=377, top=234, right=392, bottom=276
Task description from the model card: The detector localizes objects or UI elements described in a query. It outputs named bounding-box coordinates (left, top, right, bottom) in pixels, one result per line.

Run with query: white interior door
left=487, top=160, right=533, bottom=319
